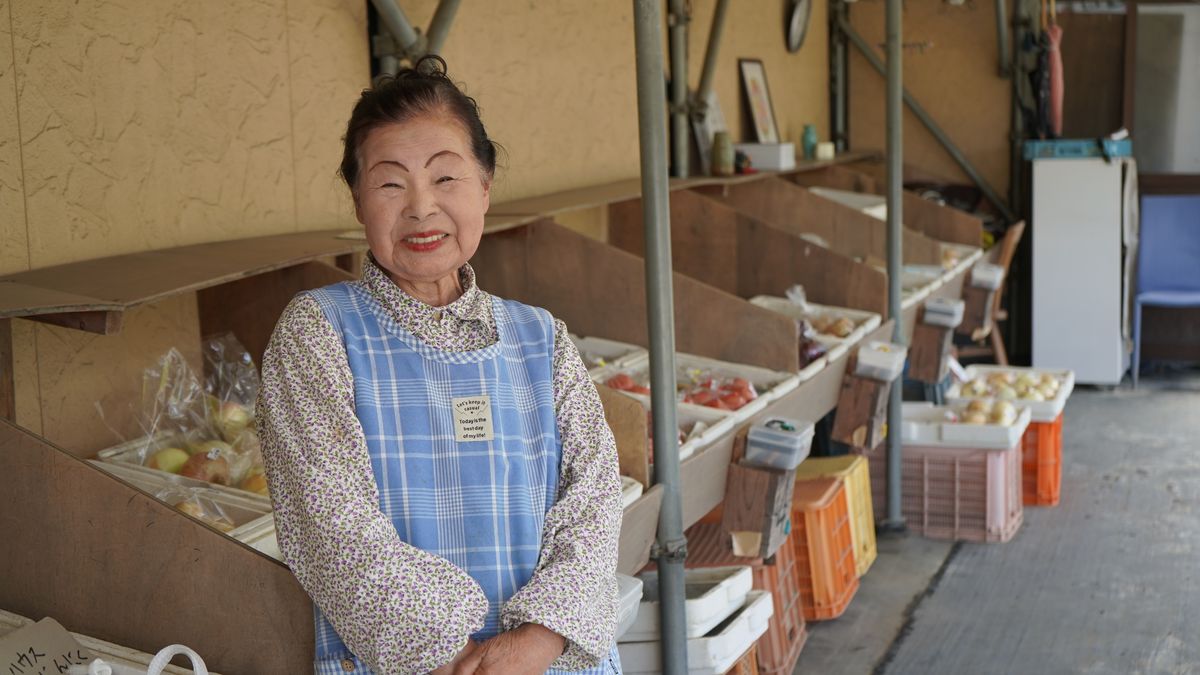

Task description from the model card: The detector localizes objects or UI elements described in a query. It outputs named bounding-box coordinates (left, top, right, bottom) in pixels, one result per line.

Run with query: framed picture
left=738, top=59, right=779, bottom=144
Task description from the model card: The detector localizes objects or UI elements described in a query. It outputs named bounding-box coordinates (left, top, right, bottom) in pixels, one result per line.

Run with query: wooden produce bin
left=607, top=189, right=887, bottom=315
left=471, top=219, right=805, bottom=529
left=0, top=227, right=668, bottom=670
left=792, top=161, right=985, bottom=248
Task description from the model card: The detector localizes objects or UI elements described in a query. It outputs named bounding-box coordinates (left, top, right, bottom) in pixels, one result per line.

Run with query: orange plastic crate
left=1021, top=413, right=1063, bottom=506
left=685, top=522, right=809, bottom=675
left=790, top=477, right=859, bottom=621
left=724, top=644, right=760, bottom=675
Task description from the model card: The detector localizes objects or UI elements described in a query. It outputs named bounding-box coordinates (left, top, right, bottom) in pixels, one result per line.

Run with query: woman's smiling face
left=354, top=114, right=491, bottom=300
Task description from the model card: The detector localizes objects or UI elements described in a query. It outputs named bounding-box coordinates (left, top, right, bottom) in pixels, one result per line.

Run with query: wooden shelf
left=0, top=229, right=369, bottom=334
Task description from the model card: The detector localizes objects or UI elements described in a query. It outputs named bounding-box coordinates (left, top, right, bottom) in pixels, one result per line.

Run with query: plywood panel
left=0, top=421, right=314, bottom=673
left=0, top=0, right=27, bottom=277
left=286, top=0, right=366, bottom=233
left=847, top=3, right=1011, bottom=198
left=36, top=293, right=202, bottom=458
left=11, top=1, right=297, bottom=268
left=1059, top=13, right=1126, bottom=139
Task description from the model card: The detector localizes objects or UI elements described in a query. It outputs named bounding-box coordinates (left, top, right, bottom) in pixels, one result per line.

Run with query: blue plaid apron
left=307, top=282, right=620, bottom=674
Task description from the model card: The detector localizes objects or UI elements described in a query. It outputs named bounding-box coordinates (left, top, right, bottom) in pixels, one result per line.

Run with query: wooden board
left=830, top=355, right=893, bottom=450
left=0, top=420, right=314, bottom=674
left=596, top=384, right=650, bottom=489
left=618, top=484, right=664, bottom=576
left=197, top=261, right=356, bottom=370
left=471, top=219, right=801, bottom=373
left=908, top=310, right=954, bottom=384
left=0, top=230, right=368, bottom=329
left=607, top=190, right=889, bottom=315
left=691, top=178, right=942, bottom=266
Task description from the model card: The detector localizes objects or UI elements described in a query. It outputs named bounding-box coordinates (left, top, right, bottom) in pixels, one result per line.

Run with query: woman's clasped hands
left=431, top=623, right=566, bottom=675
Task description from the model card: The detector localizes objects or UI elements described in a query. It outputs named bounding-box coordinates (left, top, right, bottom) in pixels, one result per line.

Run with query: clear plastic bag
left=155, top=486, right=235, bottom=533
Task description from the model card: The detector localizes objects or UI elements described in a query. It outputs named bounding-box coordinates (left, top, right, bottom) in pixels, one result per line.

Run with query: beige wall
left=2, top=0, right=830, bottom=450
left=848, top=2, right=1010, bottom=198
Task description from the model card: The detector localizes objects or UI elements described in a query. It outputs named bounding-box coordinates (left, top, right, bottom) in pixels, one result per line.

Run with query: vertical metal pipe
left=370, top=0, right=423, bottom=57
left=696, top=0, right=730, bottom=105
left=669, top=0, right=690, bottom=177
left=885, top=0, right=906, bottom=529
left=632, top=0, right=687, bottom=671
left=995, top=0, right=1012, bottom=78
left=426, top=0, right=462, bottom=55
left=379, top=53, right=400, bottom=78
left=830, top=0, right=848, bottom=150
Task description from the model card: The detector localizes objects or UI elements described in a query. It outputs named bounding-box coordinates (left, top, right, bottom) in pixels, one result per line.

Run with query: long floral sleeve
left=256, top=294, right=488, bottom=674
left=500, top=318, right=624, bottom=670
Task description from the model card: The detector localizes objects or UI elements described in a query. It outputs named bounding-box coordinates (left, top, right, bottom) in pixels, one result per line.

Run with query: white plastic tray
left=618, top=590, right=774, bottom=675
left=902, top=264, right=945, bottom=293
left=90, top=460, right=282, bottom=560
left=621, top=566, right=753, bottom=642
left=901, top=402, right=1032, bottom=450
left=0, top=609, right=210, bottom=674
left=947, top=366, right=1075, bottom=423
left=923, top=297, right=965, bottom=328
left=855, top=341, right=908, bottom=382
left=809, top=186, right=888, bottom=219
left=96, top=432, right=264, bottom=500
left=571, top=334, right=649, bottom=375
left=615, top=574, right=645, bottom=641
left=749, top=295, right=881, bottom=348
left=621, top=476, right=645, bottom=509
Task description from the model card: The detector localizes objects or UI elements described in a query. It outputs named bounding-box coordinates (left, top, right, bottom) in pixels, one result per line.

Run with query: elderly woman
left=257, top=56, right=623, bottom=675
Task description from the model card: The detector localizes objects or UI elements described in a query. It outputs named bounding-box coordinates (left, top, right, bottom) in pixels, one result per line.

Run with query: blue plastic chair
left=1132, top=195, right=1200, bottom=387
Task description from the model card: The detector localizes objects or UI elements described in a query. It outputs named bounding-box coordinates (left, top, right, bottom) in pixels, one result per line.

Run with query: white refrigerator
left=1031, top=157, right=1138, bottom=385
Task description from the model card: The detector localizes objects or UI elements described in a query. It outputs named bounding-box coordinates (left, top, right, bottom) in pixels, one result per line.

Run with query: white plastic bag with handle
left=69, top=644, right=209, bottom=675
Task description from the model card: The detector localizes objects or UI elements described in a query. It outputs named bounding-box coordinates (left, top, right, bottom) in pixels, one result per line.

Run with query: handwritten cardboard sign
left=0, top=617, right=94, bottom=675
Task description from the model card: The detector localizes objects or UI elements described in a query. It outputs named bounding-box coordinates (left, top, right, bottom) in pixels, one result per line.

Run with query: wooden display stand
left=607, top=190, right=887, bottom=315
left=908, top=307, right=955, bottom=384
left=830, top=354, right=894, bottom=450
left=720, top=428, right=796, bottom=559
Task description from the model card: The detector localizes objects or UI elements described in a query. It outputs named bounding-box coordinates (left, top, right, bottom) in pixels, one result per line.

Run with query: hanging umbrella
left=1046, top=0, right=1064, bottom=137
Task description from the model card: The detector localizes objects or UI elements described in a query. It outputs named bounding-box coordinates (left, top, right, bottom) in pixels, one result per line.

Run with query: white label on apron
left=452, top=395, right=495, bottom=442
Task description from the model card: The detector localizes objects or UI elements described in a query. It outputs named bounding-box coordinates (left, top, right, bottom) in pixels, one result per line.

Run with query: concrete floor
left=794, top=369, right=1200, bottom=675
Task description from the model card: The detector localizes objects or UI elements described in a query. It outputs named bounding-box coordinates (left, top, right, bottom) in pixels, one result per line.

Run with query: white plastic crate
left=571, top=334, right=648, bottom=375
left=900, top=402, right=1032, bottom=450
left=90, top=460, right=282, bottom=561
left=946, top=366, right=1075, bottom=423
left=618, top=590, right=774, bottom=675
left=0, top=610, right=209, bottom=674
left=744, top=417, right=815, bottom=471
left=621, top=566, right=753, bottom=642
left=615, top=573, right=645, bottom=641
left=621, top=476, right=645, bottom=510
left=854, top=341, right=908, bottom=382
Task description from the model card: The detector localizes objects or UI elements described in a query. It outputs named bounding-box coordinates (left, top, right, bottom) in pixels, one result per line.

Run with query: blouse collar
left=362, top=255, right=492, bottom=329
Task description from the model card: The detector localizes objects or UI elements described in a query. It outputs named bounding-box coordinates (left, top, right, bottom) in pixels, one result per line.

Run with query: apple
left=216, top=401, right=253, bottom=441
left=146, top=447, right=189, bottom=474
left=179, top=452, right=231, bottom=485
left=186, top=438, right=235, bottom=457
left=175, top=501, right=234, bottom=532
left=239, top=469, right=270, bottom=496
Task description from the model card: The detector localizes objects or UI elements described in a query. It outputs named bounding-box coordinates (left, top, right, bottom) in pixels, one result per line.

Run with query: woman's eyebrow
left=369, top=159, right=408, bottom=173
left=425, top=149, right=463, bottom=167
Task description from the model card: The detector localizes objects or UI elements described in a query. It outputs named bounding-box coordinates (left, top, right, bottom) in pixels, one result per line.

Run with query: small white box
left=855, top=341, right=908, bottom=382
left=922, top=297, right=965, bottom=328
left=733, top=142, right=796, bottom=171
left=745, top=417, right=815, bottom=471
left=971, top=263, right=1005, bottom=290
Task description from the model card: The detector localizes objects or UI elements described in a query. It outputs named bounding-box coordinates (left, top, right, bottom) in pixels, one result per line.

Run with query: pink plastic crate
left=858, top=440, right=1022, bottom=543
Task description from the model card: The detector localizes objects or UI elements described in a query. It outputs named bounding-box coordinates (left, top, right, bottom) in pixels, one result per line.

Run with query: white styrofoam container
left=621, top=566, right=753, bottom=642
left=0, top=610, right=208, bottom=674
left=90, top=460, right=282, bottom=560
left=615, top=574, right=645, bottom=641
left=621, top=476, right=645, bottom=509
left=901, top=402, right=1032, bottom=450
left=947, top=366, right=1076, bottom=423
left=673, top=403, right=738, bottom=462
left=855, top=341, right=908, bottom=382
left=922, top=297, right=965, bottom=328
left=971, top=262, right=1005, bottom=290
left=748, top=295, right=881, bottom=369
left=808, top=186, right=887, bottom=219
left=733, top=142, right=796, bottom=171
left=571, top=334, right=649, bottom=374
left=901, top=264, right=945, bottom=292
left=744, top=417, right=815, bottom=471
left=618, top=590, right=774, bottom=675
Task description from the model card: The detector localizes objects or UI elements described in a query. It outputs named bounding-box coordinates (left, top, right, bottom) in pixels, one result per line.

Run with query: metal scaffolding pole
left=370, top=0, right=425, bottom=59
left=884, top=0, right=906, bottom=529
left=830, top=0, right=848, bottom=150
left=669, top=0, right=690, bottom=177
left=632, top=0, right=687, bottom=672
left=695, top=0, right=730, bottom=110
left=426, top=0, right=462, bottom=55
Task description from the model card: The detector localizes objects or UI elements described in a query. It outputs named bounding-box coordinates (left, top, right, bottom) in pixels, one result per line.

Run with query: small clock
left=786, top=0, right=813, bottom=53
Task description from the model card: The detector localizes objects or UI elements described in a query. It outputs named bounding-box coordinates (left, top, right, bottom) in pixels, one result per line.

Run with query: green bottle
left=802, top=124, right=819, bottom=160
